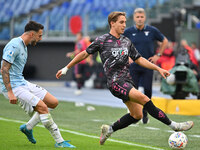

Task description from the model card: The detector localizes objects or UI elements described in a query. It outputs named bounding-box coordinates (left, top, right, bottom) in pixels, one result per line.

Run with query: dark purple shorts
left=108, top=79, right=135, bottom=103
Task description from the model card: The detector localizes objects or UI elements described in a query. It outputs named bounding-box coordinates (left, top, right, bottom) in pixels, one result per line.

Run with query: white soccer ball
left=168, top=132, right=188, bottom=149
left=166, top=74, right=175, bottom=85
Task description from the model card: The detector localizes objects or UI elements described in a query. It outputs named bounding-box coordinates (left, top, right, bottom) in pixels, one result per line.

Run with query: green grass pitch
left=0, top=94, right=199, bottom=150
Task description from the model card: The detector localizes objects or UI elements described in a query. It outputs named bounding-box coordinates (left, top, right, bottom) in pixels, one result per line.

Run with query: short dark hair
left=24, top=21, right=44, bottom=32
left=108, top=11, right=126, bottom=28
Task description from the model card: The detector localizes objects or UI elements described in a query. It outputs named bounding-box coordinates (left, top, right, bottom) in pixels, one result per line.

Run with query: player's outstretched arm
left=56, top=50, right=90, bottom=79
left=135, top=57, right=170, bottom=79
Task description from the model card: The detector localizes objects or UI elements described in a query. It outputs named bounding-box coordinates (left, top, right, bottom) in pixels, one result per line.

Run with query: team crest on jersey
left=132, top=33, right=136, bottom=36
left=8, top=50, right=14, bottom=57
left=144, top=31, right=149, bottom=36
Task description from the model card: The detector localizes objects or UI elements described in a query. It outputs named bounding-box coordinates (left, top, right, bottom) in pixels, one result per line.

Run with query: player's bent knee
left=43, top=93, right=59, bottom=108
left=51, top=98, right=58, bottom=108
left=139, top=95, right=150, bottom=105
left=130, top=113, right=143, bottom=120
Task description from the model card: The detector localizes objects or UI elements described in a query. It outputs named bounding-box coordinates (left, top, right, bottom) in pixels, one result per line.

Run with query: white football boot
left=99, top=124, right=113, bottom=145
left=172, top=121, right=194, bottom=131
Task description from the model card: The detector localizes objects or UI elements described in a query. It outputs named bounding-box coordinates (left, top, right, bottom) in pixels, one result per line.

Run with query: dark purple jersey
left=86, top=33, right=141, bottom=86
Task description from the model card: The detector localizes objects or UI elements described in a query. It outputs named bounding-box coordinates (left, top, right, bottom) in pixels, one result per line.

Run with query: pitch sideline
left=0, top=117, right=164, bottom=150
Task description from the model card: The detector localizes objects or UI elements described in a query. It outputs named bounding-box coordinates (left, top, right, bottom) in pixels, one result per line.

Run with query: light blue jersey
left=0, top=37, right=28, bottom=92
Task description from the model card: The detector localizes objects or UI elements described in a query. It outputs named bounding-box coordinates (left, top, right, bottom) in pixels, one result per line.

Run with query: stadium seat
left=0, top=27, right=10, bottom=40
left=14, top=19, right=29, bottom=36
left=41, top=0, right=52, bottom=6
left=0, top=0, right=165, bottom=39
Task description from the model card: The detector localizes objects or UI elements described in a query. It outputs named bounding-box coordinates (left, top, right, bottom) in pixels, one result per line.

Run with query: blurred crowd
left=156, top=39, right=200, bottom=82
left=66, top=32, right=106, bottom=95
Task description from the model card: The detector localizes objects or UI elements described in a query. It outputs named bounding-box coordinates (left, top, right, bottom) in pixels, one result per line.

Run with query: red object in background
left=69, top=15, right=82, bottom=35
left=184, top=45, right=199, bottom=67
left=157, top=48, right=175, bottom=71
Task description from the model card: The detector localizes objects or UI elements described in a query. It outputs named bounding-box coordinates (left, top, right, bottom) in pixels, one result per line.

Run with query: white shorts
left=2, top=81, right=47, bottom=117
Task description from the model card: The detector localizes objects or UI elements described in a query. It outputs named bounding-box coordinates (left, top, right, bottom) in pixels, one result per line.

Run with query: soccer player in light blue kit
left=0, top=21, right=75, bottom=148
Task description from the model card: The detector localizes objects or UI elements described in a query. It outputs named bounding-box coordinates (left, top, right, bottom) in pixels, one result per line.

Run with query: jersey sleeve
left=2, top=44, right=19, bottom=64
left=86, top=37, right=101, bottom=54
left=129, top=43, right=141, bottom=61
left=153, top=27, right=165, bottom=42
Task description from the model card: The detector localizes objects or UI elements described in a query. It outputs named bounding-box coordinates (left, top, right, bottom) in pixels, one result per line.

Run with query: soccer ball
left=168, top=132, right=188, bottom=149
left=166, top=74, right=175, bottom=85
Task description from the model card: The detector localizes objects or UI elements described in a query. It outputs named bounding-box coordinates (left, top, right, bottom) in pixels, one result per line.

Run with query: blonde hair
left=108, top=11, right=126, bottom=28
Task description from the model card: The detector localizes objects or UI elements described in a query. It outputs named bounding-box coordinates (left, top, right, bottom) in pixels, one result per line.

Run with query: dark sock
left=143, top=100, right=171, bottom=125
left=143, top=109, right=148, bottom=118
left=143, top=89, right=151, bottom=119
left=77, top=77, right=84, bottom=89
left=142, top=108, right=148, bottom=124
left=112, top=113, right=140, bottom=132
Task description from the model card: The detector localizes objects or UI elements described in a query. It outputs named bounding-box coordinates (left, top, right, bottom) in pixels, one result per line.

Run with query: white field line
left=0, top=117, right=164, bottom=150
left=130, top=124, right=200, bottom=138
left=145, top=127, right=160, bottom=130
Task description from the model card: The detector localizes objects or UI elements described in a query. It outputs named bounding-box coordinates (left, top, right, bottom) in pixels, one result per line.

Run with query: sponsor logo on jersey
left=111, top=47, right=128, bottom=57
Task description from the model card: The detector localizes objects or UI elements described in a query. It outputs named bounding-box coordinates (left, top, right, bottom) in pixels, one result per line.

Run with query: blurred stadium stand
left=0, top=0, right=173, bottom=41
left=0, top=0, right=199, bottom=42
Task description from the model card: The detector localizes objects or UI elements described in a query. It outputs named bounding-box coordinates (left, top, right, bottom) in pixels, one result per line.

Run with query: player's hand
left=158, top=68, right=170, bottom=79
left=56, top=70, right=62, bottom=79
left=8, top=91, right=17, bottom=104
left=66, top=52, right=72, bottom=57
left=148, top=55, right=160, bottom=64
left=56, top=67, right=68, bottom=79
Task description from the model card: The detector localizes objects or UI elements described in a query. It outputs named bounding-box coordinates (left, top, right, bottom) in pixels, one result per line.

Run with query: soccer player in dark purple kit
left=56, top=11, right=193, bottom=145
